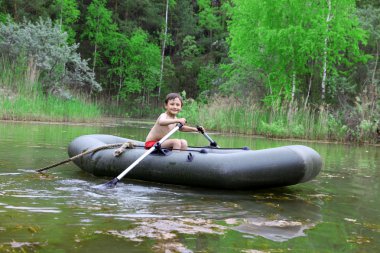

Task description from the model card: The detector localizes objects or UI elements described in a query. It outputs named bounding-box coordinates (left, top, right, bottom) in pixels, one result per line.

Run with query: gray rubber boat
left=68, top=134, right=322, bottom=190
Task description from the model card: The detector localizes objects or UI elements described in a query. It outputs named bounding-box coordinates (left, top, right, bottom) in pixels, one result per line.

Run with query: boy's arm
left=180, top=125, right=201, bottom=132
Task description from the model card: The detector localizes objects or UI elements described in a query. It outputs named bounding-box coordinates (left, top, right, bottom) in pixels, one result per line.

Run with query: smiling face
left=165, top=97, right=182, bottom=116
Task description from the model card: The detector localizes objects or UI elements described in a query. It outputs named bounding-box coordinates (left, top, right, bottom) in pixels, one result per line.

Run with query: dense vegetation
left=0, top=0, right=378, bottom=143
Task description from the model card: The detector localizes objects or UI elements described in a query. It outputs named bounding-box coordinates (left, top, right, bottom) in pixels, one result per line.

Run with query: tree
left=82, top=0, right=117, bottom=72
left=317, top=0, right=367, bottom=102
left=356, top=5, right=380, bottom=117
left=227, top=0, right=313, bottom=104
left=0, top=0, right=8, bottom=23
left=105, top=29, right=161, bottom=104
left=52, top=0, right=80, bottom=44
left=158, top=0, right=176, bottom=98
left=227, top=0, right=367, bottom=105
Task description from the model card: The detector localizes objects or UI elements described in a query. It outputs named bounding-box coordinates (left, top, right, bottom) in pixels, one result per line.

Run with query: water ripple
left=4, top=205, right=61, bottom=213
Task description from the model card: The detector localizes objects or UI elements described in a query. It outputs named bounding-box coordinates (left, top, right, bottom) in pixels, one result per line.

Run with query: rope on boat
left=36, top=142, right=126, bottom=173
left=113, top=142, right=136, bottom=157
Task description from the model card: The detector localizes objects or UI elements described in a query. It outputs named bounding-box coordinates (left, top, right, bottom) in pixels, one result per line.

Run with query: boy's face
left=165, top=97, right=182, bottom=116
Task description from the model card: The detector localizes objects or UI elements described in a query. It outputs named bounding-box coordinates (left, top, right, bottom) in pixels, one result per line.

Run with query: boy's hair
left=165, top=93, right=183, bottom=106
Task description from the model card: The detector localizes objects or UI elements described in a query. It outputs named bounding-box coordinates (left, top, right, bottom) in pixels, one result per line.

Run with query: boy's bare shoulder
left=158, top=112, right=175, bottom=121
left=156, top=112, right=166, bottom=122
left=158, top=112, right=167, bottom=119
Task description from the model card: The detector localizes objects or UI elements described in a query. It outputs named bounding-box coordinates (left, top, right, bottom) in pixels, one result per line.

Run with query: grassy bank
left=0, top=58, right=101, bottom=122
left=0, top=94, right=101, bottom=122
left=180, top=96, right=379, bottom=144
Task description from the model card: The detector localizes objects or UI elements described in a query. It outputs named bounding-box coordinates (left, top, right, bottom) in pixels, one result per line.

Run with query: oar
left=103, top=123, right=183, bottom=188
left=197, top=126, right=219, bottom=148
left=36, top=143, right=124, bottom=173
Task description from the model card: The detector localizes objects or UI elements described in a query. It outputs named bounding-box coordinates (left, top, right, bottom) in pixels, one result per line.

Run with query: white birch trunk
left=304, top=75, right=312, bottom=108
left=291, top=70, right=296, bottom=103
left=287, top=70, right=297, bottom=121
left=92, top=15, right=100, bottom=73
left=321, top=0, right=332, bottom=101
left=158, top=0, right=169, bottom=98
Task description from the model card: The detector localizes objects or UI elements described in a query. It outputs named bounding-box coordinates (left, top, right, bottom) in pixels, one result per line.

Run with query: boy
left=144, top=93, right=202, bottom=150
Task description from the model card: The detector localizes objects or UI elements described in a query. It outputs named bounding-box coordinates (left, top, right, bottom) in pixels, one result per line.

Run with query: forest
left=0, top=0, right=379, bottom=143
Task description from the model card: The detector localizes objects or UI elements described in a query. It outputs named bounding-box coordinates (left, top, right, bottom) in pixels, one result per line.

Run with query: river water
left=0, top=121, right=379, bottom=252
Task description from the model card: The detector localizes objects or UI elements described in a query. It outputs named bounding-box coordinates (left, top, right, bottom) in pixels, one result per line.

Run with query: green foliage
left=227, top=0, right=367, bottom=105
left=198, top=0, right=223, bottom=32
left=0, top=0, right=7, bottom=23
left=175, top=90, right=199, bottom=124
left=260, top=120, right=288, bottom=137
left=82, top=0, right=116, bottom=43
left=108, top=30, right=161, bottom=99
left=82, top=0, right=117, bottom=71
left=171, top=0, right=198, bottom=43
left=219, top=60, right=264, bottom=99
left=327, top=114, right=348, bottom=140
left=52, top=0, right=80, bottom=44
left=358, top=119, right=377, bottom=140
left=180, top=35, right=201, bottom=70
left=197, top=63, right=224, bottom=100
left=356, top=5, right=380, bottom=109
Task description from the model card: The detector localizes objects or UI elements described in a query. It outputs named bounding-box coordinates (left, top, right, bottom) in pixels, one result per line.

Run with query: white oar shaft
left=116, top=125, right=180, bottom=181
left=203, top=133, right=214, bottom=143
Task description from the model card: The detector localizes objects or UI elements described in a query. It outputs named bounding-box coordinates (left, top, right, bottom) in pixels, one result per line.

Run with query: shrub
left=0, top=18, right=100, bottom=94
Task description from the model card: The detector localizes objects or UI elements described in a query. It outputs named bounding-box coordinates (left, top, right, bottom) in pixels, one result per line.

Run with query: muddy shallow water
left=0, top=121, right=379, bottom=252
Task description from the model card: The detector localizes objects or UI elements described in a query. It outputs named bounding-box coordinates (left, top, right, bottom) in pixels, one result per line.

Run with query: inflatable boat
left=68, top=134, right=322, bottom=190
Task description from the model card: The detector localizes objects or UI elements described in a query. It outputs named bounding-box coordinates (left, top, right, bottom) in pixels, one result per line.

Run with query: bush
left=0, top=18, right=100, bottom=94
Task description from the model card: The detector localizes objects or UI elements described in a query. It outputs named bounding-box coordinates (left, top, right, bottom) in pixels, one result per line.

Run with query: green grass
left=0, top=94, right=101, bottom=122
left=0, top=57, right=101, bottom=122
left=180, top=96, right=350, bottom=142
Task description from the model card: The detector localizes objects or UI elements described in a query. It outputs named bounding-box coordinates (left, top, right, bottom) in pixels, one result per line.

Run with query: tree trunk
left=92, top=15, right=100, bottom=73
left=158, top=0, right=169, bottom=99
left=27, top=56, right=39, bottom=91
left=92, top=43, right=97, bottom=73
left=321, top=0, right=332, bottom=101
left=305, top=74, right=313, bottom=109
left=291, top=70, right=296, bottom=103
left=117, top=77, right=122, bottom=106
left=370, top=41, right=379, bottom=114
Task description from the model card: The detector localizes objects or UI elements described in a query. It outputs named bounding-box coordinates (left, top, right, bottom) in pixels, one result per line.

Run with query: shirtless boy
left=145, top=93, right=203, bottom=150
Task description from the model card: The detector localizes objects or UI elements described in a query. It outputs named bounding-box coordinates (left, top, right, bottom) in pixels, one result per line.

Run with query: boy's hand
left=196, top=125, right=205, bottom=133
left=177, top=118, right=186, bottom=125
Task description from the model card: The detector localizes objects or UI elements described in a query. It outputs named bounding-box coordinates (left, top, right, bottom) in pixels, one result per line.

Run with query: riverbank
left=1, top=91, right=378, bottom=144
left=1, top=86, right=378, bottom=144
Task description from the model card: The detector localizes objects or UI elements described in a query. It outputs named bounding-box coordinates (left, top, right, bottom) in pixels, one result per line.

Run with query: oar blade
left=103, top=178, right=119, bottom=188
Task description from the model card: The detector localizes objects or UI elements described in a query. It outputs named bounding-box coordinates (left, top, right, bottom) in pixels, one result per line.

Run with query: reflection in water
left=72, top=177, right=322, bottom=242
left=99, top=218, right=225, bottom=241
left=233, top=218, right=314, bottom=242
